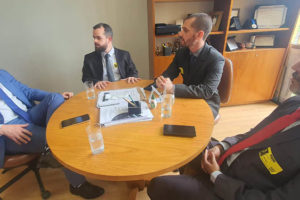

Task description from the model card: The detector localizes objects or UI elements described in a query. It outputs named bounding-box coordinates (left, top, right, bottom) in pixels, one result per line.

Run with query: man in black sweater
left=156, top=13, right=225, bottom=118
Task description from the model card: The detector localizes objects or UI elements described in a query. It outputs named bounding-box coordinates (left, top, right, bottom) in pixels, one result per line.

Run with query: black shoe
left=70, top=181, right=104, bottom=199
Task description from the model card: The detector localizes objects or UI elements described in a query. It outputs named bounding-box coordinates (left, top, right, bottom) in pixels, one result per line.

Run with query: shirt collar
left=190, top=45, right=204, bottom=57
left=102, top=47, right=115, bottom=57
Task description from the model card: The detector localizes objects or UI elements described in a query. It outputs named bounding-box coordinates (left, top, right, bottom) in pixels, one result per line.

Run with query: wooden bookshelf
left=225, top=47, right=286, bottom=54
left=155, top=34, right=179, bottom=38
left=148, top=0, right=300, bottom=105
left=155, top=31, right=224, bottom=38
left=228, top=28, right=290, bottom=35
left=154, top=0, right=211, bottom=2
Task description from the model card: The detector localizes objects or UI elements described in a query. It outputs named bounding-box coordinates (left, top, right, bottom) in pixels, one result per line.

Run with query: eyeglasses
left=292, top=72, right=300, bottom=82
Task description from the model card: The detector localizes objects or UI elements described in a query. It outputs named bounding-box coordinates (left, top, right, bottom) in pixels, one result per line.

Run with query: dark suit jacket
left=82, top=48, right=138, bottom=83
left=214, top=96, right=300, bottom=200
left=162, top=43, right=224, bottom=118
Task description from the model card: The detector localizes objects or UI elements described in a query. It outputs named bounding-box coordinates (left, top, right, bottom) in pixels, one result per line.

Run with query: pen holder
left=163, top=46, right=172, bottom=56
left=128, top=101, right=141, bottom=115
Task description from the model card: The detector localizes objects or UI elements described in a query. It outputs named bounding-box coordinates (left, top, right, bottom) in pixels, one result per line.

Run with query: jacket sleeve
left=82, top=55, right=100, bottom=83
left=125, top=52, right=138, bottom=78
left=174, top=58, right=224, bottom=99
left=214, top=172, right=300, bottom=200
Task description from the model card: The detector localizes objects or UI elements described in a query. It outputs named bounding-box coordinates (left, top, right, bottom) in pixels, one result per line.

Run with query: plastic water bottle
left=161, top=94, right=173, bottom=118
left=149, top=93, right=157, bottom=109
left=86, top=124, right=104, bottom=154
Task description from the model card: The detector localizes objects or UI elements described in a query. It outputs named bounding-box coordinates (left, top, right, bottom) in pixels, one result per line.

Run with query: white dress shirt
left=101, top=47, right=121, bottom=81
left=0, top=83, right=28, bottom=124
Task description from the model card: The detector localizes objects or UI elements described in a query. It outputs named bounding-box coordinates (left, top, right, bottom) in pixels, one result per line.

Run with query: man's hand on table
left=155, top=76, right=174, bottom=94
left=95, top=81, right=110, bottom=89
left=122, top=77, right=141, bottom=84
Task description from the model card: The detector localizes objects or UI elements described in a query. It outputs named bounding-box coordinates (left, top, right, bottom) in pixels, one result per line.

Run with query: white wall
left=0, top=0, right=149, bottom=94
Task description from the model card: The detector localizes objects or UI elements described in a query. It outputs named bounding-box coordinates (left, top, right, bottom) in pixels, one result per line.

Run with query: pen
left=138, top=87, right=146, bottom=100
left=123, top=97, right=137, bottom=107
left=128, top=94, right=138, bottom=106
left=128, top=95, right=135, bottom=103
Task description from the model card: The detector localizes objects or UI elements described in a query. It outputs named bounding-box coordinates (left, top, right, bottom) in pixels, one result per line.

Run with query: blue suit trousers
left=3, top=93, right=85, bottom=186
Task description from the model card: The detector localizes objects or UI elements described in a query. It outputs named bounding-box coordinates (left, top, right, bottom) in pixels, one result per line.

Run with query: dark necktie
left=218, top=108, right=300, bottom=166
left=105, top=54, right=115, bottom=82
left=0, top=88, right=31, bottom=123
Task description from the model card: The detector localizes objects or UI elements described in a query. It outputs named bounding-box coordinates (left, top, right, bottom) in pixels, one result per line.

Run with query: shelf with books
left=155, top=31, right=224, bottom=38
left=154, top=0, right=212, bottom=2
left=225, top=47, right=286, bottom=54
left=228, top=28, right=290, bottom=35
left=148, top=0, right=299, bottom=105
left=156, top=34, right=178, bottom=38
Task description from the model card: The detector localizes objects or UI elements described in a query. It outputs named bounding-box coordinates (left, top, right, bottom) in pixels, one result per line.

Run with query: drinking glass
left=86, top=124, right=104, bottom=154
left=84, top=81, right=96, bottom=99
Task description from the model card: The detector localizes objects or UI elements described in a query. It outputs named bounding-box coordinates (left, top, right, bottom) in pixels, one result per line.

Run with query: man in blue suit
left=0, top=69, right=104, bottom=199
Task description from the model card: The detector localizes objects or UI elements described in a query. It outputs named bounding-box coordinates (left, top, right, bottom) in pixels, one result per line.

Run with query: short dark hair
left=93, top=23, right=113, bottom=39
left=184, top=13, right=212, bottom=40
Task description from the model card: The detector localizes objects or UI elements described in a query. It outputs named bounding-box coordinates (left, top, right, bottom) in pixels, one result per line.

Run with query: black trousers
left=147, top=171, right=221, bottom=200
left=147, top=139, right=221, bottom=200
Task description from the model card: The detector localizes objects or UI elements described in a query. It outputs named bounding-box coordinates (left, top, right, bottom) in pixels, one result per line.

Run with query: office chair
left=215, top=58, right=233, bottom=124
left=0, top=154, right=51, bottom=200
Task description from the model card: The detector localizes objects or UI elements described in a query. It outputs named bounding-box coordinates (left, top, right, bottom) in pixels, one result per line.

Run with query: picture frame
left=230, top=16, right=242, bottom=30
left=231, top=8, right=240, bottom=19
left=211, top=11, right=223, bottom=32
left=230, top=8, right=241, bottom=30
left=226, top=37, right=239, bottom=51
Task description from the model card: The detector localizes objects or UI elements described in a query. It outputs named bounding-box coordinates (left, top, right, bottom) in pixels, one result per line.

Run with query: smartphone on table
left=163, top=124, right=196, bottom=138
left=61, top=114, right=90, bottom=128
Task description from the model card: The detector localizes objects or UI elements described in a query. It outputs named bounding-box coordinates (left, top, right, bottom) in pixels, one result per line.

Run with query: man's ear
left=292, top=61, right=300, bottom=73
left=196, top=30, right=205, bottom=41
left=108, top=36, right=113, bottom=43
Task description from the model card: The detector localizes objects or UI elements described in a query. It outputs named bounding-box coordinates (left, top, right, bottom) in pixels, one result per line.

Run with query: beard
left=290, top=86, right=300, bottom=95
left=289, top=79, right=300, bottom=95
left=179, top=35, right=196, bottom=47
left=179, top=37, right=186, bottom=46
left=95, top=43, right=107, bottom=52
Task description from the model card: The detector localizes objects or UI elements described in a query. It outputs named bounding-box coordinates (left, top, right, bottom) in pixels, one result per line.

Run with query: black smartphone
left=163, top=124, right=196, bottom=138
left=61, top=114, right=90, bottom=128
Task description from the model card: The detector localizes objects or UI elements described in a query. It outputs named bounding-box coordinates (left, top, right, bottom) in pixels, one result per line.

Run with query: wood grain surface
left=46, top=80, right=214, bottom=181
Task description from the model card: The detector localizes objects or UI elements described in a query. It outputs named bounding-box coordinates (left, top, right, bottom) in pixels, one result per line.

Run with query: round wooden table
left=46, top=80, right=214, bottom=199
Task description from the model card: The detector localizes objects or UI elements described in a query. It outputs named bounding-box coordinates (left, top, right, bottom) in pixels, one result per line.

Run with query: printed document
left=100, top=101, right=153, bottom=127
left=97, top=87, right=145, bottom=107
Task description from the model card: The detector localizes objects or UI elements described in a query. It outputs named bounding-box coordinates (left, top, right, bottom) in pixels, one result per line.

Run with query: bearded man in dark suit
left=82, top=23, right=139, bottom=89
